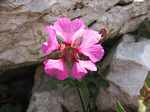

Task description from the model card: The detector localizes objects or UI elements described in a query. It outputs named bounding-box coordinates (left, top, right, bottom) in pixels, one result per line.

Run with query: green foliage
left=84, top=65, right=110, bottom=111
left=87, top=82, right=97, bottom=98
left=0, top=104, right=21, bottom=112
left=46, top=77, right=76, bottom=88
left=97, top=79, right=110, bottom=88
left=139, top=71, right=150, bottom=112
left=139, top=23, right=147, bottom=33
left=146, top=32, right=150, bottom=39
left=145, top=71, right=150, bottom=88
left=139, top=100, right=148, bottom=112
left=140, top=85, right=147, bottom=96
left=134, top=34, right=141, bottom=42
left=116, top=100, right=126, bottom=112
left=134, top=17, right=150, bottom=42
left=84, top=65, right=110, bottom=97
left=101, top=65, right=110, bottom=76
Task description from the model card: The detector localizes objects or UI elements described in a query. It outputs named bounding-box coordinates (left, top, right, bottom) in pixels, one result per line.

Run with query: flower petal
left=44, top=59, right=68, bottom=80
left=42, top=26, right=59, bottom=55
left=79, top=60, right=97, bottom=71
left=56, top=66, right=68, bottom=80
left=71, top=60, right=97, bottom=79
left=44, top=59, right=59, bottom=76
left=54, top=18, right=85, bottom=43
left=80, top=44, right=104, bottom=63
left=71, top=61, right=87, bottom=79
left=80, top=29, right=101, bottom=48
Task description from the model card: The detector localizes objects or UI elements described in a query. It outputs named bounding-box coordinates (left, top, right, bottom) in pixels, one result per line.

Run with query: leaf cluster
left=134, top=17, right=150, bottom=42
left=139, top=71, right=150, bottom=112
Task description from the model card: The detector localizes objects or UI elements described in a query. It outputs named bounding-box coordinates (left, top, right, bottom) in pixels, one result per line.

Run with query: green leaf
left=77, top=81, right=90, bottom=110
left=145, top=71, right=150, bottom=88
left=139, top=23, right=147, bottom=33
left=139, top=100, right=148, bottom=112
left=116, top=100, right=126, bottom=112
left=101, top=65, right=110, bottom=75
left=85, top=78, right=94, bottom=85
left=140, top=85, right=147, bottom=96
left=62, top=104, right=69, bottom=112
left=97, top=79, right=110, bottom=88
left=145, top=17, right=150, bottom=30
left=134, top=34, right=141, bottom=42
left=87, top=82, right=97, bottom=98
left=46, top=78, right=76, bottom=88
left=146, top=32, right=150, bottom=39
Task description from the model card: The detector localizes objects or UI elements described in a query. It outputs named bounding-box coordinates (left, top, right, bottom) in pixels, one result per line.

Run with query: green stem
left=75, top=80, right=86, bottom=112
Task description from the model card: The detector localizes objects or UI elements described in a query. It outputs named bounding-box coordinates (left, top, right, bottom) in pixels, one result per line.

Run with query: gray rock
left=0, top=0, right=149, bottom=68
left=96, top=34, right=150, bottom=111
left=118, top=0, right=134, bottom=4
left=27, top=68, right=83, bottom=112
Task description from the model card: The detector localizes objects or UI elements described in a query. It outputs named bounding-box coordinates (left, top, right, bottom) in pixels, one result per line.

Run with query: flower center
left=59, top=46, right=79, bottom=64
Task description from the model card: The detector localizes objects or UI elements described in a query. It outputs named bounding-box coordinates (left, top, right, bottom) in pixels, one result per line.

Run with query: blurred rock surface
left=96, top=34, right=150, bottom=111
left=0, top=0, right=149, bottom=68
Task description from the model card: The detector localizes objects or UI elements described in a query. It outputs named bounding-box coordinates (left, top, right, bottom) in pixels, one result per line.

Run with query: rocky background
left=0, top=0, right=150, bottom=112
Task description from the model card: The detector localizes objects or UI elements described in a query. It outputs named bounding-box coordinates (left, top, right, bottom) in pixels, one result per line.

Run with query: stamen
left=59, top=46, right=78, bottom=63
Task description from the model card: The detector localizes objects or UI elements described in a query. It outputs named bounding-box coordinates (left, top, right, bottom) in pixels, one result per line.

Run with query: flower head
left=42, top=18, right=104, bottom=80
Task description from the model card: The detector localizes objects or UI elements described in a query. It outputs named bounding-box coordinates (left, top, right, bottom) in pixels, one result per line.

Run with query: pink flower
left=42, top=18, right=104, bottom=80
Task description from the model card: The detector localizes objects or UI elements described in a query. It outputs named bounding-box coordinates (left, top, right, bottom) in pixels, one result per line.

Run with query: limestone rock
left=119, top=0, right=133, bottom=4
left=27, top=74, right=83, bottom=112
left=31, top=65, right=44, bottom=93
left=0, top=0, right=149, bottom=68
left=96, top=34, right=150, bottom=111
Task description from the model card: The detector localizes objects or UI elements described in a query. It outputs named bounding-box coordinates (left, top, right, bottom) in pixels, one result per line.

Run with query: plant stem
left=75, top=80, right=86, bottom=112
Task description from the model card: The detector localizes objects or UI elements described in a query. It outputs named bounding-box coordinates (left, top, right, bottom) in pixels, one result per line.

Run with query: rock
left=0, top=0, right=149, bottom=68
left=118, top=0, right=133, bottom=4
left=119, top=15, right=147, bottom=34
left=96, top=34, right=150, bottom=111
left=27, top=73, right=83, bottom=112
left=31, top=65, right=44, bottom=93
left=134, top=0, right=145, bottom=2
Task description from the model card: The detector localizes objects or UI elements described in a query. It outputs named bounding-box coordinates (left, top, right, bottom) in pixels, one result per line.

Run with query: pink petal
left=79, top=60, right=97, bottom=71
left=80, top=29, right=101, bottom=48
left=44, top=59, right=68, bottom=80
left=54, top=18, right=85, bottom=43
left=80, top=44, right=104, bottom=63
left=42, top=26, right=59, bottom=55
left=71, top=60, right=97, bottom=79
left=56, top=65, right=68, bottom=80
left=71, top=61, right=87, bottom=79
left=44, top=59, right=59, bottom=76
